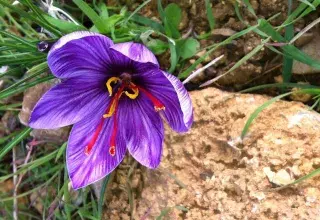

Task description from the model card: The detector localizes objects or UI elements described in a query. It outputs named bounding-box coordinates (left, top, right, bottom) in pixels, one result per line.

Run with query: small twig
left=15, top=144, right=34, bottom=190
left=12, top=147, right=18, bottom=220
left=183, top=55, right=224, bottom=84
left=181, top=23, right=193, bottom=39
left=290, top=17, right=320, bottom=44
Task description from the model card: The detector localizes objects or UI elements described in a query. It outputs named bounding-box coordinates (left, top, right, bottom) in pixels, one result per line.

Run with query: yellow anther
left=106, top=77, right=120, bottom=96
left=125, top=87, right=139, bottom=99
left=103, top=100, right=117, bottom=118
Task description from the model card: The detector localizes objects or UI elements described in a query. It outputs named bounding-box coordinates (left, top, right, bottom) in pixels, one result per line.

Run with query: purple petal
left=111, top=42, right=159, bottom=66
left=67, top=111, right=126, bottom=190
left=48, top=31, right=114, bottom=79
left=135, top=65, right=193, bottom=132
left=29, top=76, right=108, bottom=129
left=118, top=92, right=164, bottom=168
left=163, top=72, right=193, bottom=130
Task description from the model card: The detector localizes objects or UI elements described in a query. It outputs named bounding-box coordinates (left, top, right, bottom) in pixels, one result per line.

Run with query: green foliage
left=163, top=3, right=181, bottom=39
left=176, top=38, right=200, bottom=60
left=73, top=0, right=109, bottom=33
left=205, top=0, right=215, bottom=30
left=146, top=39, right=168, bottom=55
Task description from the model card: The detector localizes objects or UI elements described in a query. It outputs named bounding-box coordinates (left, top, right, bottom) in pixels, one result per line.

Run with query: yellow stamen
left=103, top=100, right=117, bottom=118
left=125, top=87, right=139, bottom=99
left=106, top=77, right=120, bottom=96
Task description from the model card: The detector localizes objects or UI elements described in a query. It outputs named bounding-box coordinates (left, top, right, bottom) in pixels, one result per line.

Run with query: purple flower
left=29, top=31, right=193, bottom=189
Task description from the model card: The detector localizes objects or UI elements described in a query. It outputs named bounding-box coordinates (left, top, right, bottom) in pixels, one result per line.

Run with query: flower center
left=84, top=75, right=165, bottom=157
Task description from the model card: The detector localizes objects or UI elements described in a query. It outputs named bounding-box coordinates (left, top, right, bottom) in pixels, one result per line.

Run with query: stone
left=104, top=87, right=320, bottom=219
left=19, top=82, right=52, bottom=126
left=292, top=34, right=320, bottom=75
left=18, top=80, right=69, bottom=144
left=290, top=82, right=313, bottom=103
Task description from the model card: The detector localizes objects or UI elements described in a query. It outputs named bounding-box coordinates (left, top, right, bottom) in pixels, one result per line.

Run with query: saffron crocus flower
left=29, top=31, right=193, bottom=189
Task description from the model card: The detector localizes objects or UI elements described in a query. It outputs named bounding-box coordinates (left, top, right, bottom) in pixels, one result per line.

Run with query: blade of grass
left=0, top=127, right=32, bottom=161
left=200, top=38, right=268, bottom=87
left=0, top=74, right=54, bottom=100
left=0, top=0, right=62, bottom=37
left=0, top=55, right=46, bottom=66
left=0, top=148, right=59, bottom=182
left=73, top=0, right=108, bottom=33
left=124, top=0, right=151, bottom=24
left=98, top=175, right=110, bottom=219
left=168, top=43, right=177, bottom=73
left=268, top=167, right=320, bottom=191
left=179, top=24, right=259, bottom=79
left=128, top=14, right=165, bottom=33
left=281, top=0, right=320, bottom=27
left=241, top=88, right=320, bottom=138
left=0, top=103, right=22, bottom=111
left=205, top=0, right=215, bottom=30
left=298, top=0, right=316, bottom=9
left=63, top=168, right=71, bottom=220
left=259, top=19, right=320, bottom=69
left=0, top=31, right=37, bottom=50
left=0, top=62, right=48, bottom=95
left=0, top=170, right=59, bottom=202
left=243, top=0, right=257, bottom=17
left=240, top=83, right=320, bottom=93
left=55, top=142, right=67, bottom=162
left=241, top=92, right=292, bottom=139
left=282, top=0, right=294, bottom=83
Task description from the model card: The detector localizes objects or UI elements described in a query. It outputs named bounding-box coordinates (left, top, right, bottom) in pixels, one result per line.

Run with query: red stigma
left=85, top=79, right=164, bottom=156
left=133, top=85, right=165, bottom=111
left=85, top=120, right=104, bottom=155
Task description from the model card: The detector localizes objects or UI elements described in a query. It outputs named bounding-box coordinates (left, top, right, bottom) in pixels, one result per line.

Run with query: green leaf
left=205, top=0, right=215, bottom=30
left=102, top=14, right=123, bottom=33
left=164, top=3, right=181, bottom=38
left=168, top=43, right=178, bottom=73
left=129, top=14, right=165, bottom=33
left=164, top=3, right=181, bottom=29
left=73, top=0, right=108, bottom=33
left=176, top=38, right=200, bottom=60
left=282, top=11, right=294, bottom=83
left=146, top=39, right=168, bottom=55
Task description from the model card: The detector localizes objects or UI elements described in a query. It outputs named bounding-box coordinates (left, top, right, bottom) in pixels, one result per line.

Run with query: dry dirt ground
left=104, top=88, right=320, bottom=219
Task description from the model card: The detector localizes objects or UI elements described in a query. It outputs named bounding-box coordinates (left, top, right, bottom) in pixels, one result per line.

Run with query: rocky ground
left=103, top=88, right=320, bottom=219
